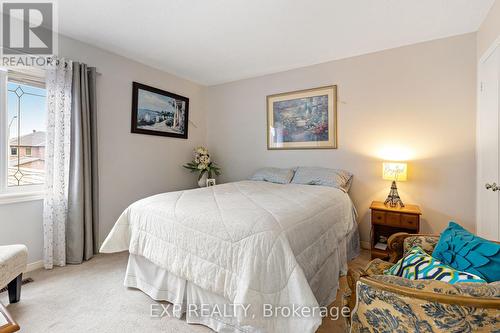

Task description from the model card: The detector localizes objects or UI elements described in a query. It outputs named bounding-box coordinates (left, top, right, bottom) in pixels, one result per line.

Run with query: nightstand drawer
left=370, top=201, right=422, bottom=260
left=385, top=212, right=401, bottom=227
left=401, top=214, right=419, bottom=229
left=372, top=211, right=385, bottom=225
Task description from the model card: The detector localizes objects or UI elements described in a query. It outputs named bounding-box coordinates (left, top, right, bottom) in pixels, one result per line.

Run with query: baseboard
left=360, top=241, right=371, bottom=250
left=25, top=260, right=44, bottom=272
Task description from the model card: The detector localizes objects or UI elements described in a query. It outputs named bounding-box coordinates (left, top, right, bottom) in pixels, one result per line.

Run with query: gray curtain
left=66, top=63, right=99, bottom=264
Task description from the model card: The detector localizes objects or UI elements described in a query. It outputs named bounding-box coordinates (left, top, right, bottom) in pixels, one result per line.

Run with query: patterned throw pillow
left=385, top=246, right=486, bottom=284
left=432, top=221, right=500, bottom=282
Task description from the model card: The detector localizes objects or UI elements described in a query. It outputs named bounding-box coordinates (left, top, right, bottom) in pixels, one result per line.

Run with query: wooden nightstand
left=370, top=201, right=421, bottom=260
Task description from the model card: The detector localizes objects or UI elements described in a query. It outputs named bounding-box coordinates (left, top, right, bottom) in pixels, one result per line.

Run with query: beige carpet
left=0, top=250, right=369, bottom=333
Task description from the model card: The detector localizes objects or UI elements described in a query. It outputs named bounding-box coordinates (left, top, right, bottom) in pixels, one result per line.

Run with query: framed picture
left=131, top=82, right=189, bottom=139
left=267, top=85, right=337, bottom=149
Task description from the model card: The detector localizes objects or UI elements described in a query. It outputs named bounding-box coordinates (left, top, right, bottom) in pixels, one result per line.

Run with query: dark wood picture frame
left=131, top=82, right=189, bottom=139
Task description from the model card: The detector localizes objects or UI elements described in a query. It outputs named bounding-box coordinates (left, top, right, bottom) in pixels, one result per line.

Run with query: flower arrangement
left=183, top=147, right=221, bottom=181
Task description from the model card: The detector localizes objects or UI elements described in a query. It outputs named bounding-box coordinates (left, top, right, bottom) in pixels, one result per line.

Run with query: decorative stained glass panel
left=7, top=81, right=46, bottom=187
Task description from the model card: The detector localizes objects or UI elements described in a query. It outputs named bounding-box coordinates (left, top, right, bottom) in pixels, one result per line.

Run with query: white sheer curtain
left=43, top=59, right=73, bottom=269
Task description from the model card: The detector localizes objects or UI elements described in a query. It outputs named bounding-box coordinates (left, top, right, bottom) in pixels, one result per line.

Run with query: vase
left=198, top=173, right=208, bottom=187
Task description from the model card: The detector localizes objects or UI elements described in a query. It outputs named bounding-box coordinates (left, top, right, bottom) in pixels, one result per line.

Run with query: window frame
left=25, top=147, right=31, bottom=156
left=10, top=147, right=17, bottom=156
left=0, top=69, right=44, bottom=204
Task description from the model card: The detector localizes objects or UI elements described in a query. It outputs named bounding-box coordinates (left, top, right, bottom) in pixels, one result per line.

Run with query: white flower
left=199, top=155, right=210, bottom=164
left=195, top=147, right=208, bottom=155
left=194, top=153, right=200, bottom=164
left=198, top=163, right=208, bottom=170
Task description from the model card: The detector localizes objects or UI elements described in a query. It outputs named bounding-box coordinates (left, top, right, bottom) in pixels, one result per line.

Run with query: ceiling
left=57, top=0, right=494, bottom=85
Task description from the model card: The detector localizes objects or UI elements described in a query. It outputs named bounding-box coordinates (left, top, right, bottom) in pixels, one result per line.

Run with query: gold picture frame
left=267, top=85, right=337, bottom=150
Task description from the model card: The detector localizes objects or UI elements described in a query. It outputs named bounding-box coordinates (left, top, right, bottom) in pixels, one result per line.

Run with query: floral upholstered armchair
left=346, top=233, right=500, bottom=333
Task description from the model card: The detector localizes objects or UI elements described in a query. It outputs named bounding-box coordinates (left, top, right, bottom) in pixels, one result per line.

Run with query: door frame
left=479, top=34, right=500, bottom=65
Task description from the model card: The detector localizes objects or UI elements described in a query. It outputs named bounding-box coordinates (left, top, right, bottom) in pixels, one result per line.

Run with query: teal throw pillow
left=432, top=222, right=500, bottom=282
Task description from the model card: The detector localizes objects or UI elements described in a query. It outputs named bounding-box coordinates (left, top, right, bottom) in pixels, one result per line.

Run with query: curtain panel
left=66, top=63, right=99, bottom=264
left=43, top=59, right=99, bottom=268
left=43, top=59, right=73, bottom=269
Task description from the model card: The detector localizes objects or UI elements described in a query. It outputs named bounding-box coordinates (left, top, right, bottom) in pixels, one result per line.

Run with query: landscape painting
left=131, top=82, right=189, bottom=139
left=267, top=86, right=337, bottom=149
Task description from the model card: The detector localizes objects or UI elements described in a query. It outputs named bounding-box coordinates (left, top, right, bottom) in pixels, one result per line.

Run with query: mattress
left=101, top=180, right=358, bottom=333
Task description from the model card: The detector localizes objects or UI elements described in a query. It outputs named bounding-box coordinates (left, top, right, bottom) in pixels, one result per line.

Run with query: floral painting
left=267, top=86, right=337, bottom=149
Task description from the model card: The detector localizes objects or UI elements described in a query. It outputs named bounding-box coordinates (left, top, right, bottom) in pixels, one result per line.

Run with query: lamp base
left=384, top=180, right=405, bottom=208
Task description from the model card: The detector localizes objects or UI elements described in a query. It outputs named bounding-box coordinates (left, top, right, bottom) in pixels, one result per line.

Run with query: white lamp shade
left=382, top=162, right=407, bottom=181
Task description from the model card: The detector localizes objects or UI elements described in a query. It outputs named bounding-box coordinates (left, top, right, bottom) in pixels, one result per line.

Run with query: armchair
left=346, top=233, right=500, bottom=332
left=0, top=245, right=27, bottom=303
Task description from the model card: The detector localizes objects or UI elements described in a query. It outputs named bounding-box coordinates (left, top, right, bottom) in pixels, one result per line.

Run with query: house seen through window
left=3, top=69, right=47, bottom=189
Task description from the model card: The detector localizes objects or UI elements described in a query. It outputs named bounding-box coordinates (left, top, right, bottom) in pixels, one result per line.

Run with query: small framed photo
left=206, top=178, right=216, bottom=187
left=131, top=82, right=189, bottom=139
left=267, top=85, right=337, bottom=149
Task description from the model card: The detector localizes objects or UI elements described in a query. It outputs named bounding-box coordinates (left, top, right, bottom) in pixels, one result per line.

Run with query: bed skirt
left=124, top=226, right=360, bottom=333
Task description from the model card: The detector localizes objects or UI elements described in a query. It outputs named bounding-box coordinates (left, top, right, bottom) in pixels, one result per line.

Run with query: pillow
left=385, top=246, right=486, bottom=284
left=432, top=222, right=500, bottom=283
left=291, top=167, right=353, bottom=192
left=249, top=167, right=295, bottom=184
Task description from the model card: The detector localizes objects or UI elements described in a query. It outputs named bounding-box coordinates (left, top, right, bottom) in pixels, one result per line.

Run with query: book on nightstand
left=374, top=242, right=388, bottom=251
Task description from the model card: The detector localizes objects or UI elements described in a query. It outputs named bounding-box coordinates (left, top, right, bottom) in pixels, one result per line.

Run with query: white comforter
left=100, top=180, right=357, bottom=333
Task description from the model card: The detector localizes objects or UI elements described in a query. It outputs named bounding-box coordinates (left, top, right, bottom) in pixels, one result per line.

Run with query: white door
left=477, top=46, right=500, bottom=241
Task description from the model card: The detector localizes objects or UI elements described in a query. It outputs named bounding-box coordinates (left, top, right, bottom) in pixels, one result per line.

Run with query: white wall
left=205, top=34, right=477, bottom=245
left=0, top=35, right=206, bottom=263
left=0, top=32, right=480, bottom=263
left=0, top=200, right=44, bottom=263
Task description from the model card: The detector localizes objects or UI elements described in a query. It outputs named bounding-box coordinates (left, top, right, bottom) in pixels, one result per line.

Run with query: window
left=0, top=68, right=46, bottom=198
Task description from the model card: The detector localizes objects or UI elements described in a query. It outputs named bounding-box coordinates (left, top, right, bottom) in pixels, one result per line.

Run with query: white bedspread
left=100, top=180, right=357, bottom=333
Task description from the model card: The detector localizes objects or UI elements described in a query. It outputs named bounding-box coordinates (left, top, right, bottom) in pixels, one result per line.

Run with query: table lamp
left=382, top=162, right=407, bottom=208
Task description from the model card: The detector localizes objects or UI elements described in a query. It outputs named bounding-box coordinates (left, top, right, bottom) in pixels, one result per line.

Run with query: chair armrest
left=364, top=258, right=394, bottom=275
left=346, top=259, right=394, bottom=313
left=363, top=275, right=500, bottom=303
left=387, top=232, right=411, bottom=263
left=387, top=233, right=439, bottom=263
left=351, top=276, right=500, bottom=332
left=346, top=267, right=368, bottom=314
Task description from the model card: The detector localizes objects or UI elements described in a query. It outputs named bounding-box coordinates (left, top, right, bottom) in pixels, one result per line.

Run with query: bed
left=100, top=180, right=359, bottom=333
